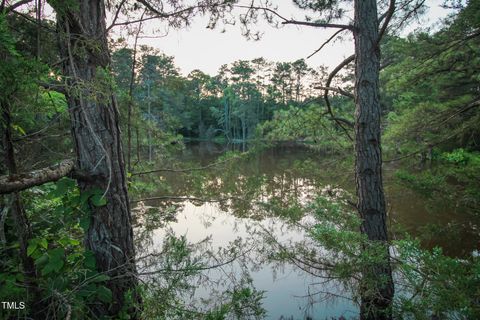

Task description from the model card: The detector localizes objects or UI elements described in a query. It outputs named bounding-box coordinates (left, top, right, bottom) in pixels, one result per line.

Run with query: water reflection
left=142, top=201, right=357, bottom=319
left=132, top=142, right=478, bottom=319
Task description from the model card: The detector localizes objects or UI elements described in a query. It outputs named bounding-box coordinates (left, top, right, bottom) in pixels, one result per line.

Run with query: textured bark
left=51, top=0, right=139, bottom=317
left=353, top=0, right=394, bottom=319
left=0, top=159, right=74, bottom=194
left=1, top=101, right=46, bottom=319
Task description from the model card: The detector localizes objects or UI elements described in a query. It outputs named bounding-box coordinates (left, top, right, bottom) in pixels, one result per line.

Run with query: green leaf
left=39, top=238, right=48, bottom=249
left=91, top=194, right=107, bottom=207
left=41, top=262, right=55, bottom=276
left=59, top=237, right=80, bottom=247
left=50, top=247, right=65, bottom=259
left=79, top=216, right=90, bottom=231
left=41, top=249, right=65, bottom=276
left=12, top=124, right=26, bottom=135
left=51, top=178, right=76, bottom=197
left=27, top=241, right=38, bottom=257
left=78, top=283, right=96, bottom=298
left=84, top=251, right=96, bottom=269
left=97, top=285, right=112, bottom=303
left=34, top=254, right=49, bottom=267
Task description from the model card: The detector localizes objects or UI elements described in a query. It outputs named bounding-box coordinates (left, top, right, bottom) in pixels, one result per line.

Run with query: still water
left=134, top=142, right=477, bottom=319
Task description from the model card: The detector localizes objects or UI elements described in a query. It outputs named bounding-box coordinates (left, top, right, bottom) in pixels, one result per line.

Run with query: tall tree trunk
left=353, top=0, right=394, bottom=319
left=51, top=0, right=139, bottom=317
left=1, top=101, right=46, bottom=318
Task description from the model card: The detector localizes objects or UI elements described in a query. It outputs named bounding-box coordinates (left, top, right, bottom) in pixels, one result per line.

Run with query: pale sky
left=113, top=0, right=452, bottom=76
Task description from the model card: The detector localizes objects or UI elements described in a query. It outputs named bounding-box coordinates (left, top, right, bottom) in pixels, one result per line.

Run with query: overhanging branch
left=0, top=160, right=74, bottom=194
left=322, top=54, right=356, bottom=138
left=282, top=19, right=353, bottom=30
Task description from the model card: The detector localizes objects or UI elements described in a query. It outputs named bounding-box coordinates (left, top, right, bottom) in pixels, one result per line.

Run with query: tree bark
left=353, top=0, right=394, bottom=319
left=1, top=101, right=46, bottom=319
left=51, top=0, right=139, bottom=317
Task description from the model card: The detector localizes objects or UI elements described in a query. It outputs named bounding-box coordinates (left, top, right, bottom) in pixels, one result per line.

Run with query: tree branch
left=234, top=4, right=353, bottom=30
left=282, top=19, right=353, bottom=30
left=0, top=160, right=74, bottom=194
left=131, top=155, right=240, bottom=176
left=2, top=0, right=34, bottom=13
left=378, top=0, right=396, bottom=44
left=315, top=86, right=354, bottom=99
left=307, top=28, right=347, bottom=59
left=106, top=0, right=128, bottom=33
left=109, top=1, right=218, bottom=29
left=322, top=54, right=356, bottom=138
left=131, top=195, right=233, bottom=204
left=38, top=81, right=67, bottom=95
left=234, top=4, right=289, bottom=22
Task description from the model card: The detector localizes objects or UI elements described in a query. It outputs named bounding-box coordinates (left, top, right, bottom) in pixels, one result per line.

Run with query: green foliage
left=381, top=1, right=480, bottom=154
left=202, top=282, right=266, bottom=320
left=303, top=191, right=480, bottom=319
left=259, top=103, right=352, bottom=151
left=0, top=14, right=19, bottom=56
left=139, top=233, right=265, bottom=320
left=380, top=1, right=480, bottom=221
left=111, top=47, right=324, bottom=145
left=441, top=148, right=478, bottom=165
left=0, top=178, right=115, bottom=319
left=395, top=148, right=480, bottom=211
left=394, top=239, right=480, bottom=319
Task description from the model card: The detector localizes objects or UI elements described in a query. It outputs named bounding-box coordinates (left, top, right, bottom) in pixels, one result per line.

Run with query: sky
left=113, top=0, right=453, bottom=76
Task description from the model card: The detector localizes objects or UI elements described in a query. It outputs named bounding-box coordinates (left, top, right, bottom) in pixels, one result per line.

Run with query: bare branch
left=131, top=155, right=240, bottom=176
left=234, top=4, right=290, bottom=22
left=378, top=0, right=396, bottom=43
left=2, top=0, right=34, bottom=13
left=235, top=4, right=353, bottom=31
left=315, top=86, right=354, bottom=99
left=8, top=8, right=56, bottom=33
left=131, top=195, right=239, bottom=204
left=307, top=28, right=347, bottom=59
left=0, top=160, right=74, bottom=194
left=282, top=19, right=353, bottom=30
left=106, top=0, right=128, bottom=33
left=329, top=117, right=354, bottom=128
left=322, top=54, right=356, bottom=138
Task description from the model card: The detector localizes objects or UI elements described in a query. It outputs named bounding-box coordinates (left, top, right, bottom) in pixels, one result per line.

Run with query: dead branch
left=307, top=28, right=348, bottom=59
left=131, top=155, right=240, bottom=176
left=0, top=160, right=74, bottom=194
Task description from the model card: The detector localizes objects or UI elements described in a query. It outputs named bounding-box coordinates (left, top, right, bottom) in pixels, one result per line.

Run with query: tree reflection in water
left=130, top=142, right=478, bottom=319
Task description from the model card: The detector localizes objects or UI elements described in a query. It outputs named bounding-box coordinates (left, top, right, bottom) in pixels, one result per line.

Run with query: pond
left=133, top=142, right=478, bottom=320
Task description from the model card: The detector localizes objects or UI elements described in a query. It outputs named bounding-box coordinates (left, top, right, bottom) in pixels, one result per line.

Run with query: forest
left=0, top=0, right=479, bottom=319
